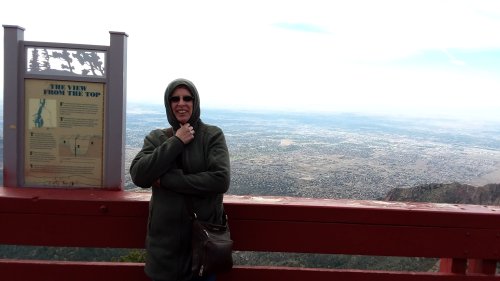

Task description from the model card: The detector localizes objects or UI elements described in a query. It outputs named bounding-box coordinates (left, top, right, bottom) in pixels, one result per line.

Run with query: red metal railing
left=0, top=187, right=499, bottom=280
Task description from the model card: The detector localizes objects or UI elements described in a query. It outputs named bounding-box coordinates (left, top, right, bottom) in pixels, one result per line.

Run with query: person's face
left=170, top=87, right=194, bottom=125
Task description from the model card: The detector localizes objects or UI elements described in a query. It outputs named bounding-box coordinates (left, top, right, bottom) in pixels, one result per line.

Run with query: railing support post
left=467, top=259, right=497, bottom=275
left=439, top=258, right=467, bottom=274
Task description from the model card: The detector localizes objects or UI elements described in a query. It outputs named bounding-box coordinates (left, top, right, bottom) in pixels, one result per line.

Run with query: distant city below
left=125, top=103, right=500, bottom=200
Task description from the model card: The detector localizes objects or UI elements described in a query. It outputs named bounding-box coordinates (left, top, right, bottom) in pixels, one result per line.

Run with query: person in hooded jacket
left=130, top=78, right=230, bottom=281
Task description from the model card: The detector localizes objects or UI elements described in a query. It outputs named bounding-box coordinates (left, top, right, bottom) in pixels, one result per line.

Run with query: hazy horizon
left=127, top=99, right=500, bottom=124
left=1, top=95, right=499, bottom=121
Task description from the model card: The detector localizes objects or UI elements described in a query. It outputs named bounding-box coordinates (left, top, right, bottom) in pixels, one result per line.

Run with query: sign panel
left=24, top=79, right=105, bottom=187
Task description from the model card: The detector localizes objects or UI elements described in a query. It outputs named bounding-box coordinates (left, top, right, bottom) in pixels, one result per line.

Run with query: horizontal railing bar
left=0, top=259, right=148, bottom=281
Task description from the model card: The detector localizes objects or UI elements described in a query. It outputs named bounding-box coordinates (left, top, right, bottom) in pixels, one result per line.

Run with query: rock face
left=384, top=183, right=500, bottom=205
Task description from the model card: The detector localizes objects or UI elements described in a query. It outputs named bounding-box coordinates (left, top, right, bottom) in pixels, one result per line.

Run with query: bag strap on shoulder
left=184, top=196, right=197, bottom=220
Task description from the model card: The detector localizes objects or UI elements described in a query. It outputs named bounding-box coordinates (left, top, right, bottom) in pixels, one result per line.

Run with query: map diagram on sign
left=29, top=98, right=57, bottom=129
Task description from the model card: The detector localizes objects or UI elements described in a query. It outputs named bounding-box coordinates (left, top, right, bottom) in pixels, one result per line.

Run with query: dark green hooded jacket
left=130, top=78, right=230, bottom=280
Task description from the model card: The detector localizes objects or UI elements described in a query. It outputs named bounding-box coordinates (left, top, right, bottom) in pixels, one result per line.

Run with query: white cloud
left=1, top=0, right=500, bottom=120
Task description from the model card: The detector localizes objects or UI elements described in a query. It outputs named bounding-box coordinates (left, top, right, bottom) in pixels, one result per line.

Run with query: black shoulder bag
left=184, top=197, right=234, bottom=277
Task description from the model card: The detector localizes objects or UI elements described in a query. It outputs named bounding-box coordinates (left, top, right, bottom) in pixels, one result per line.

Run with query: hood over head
left=164, top=78, right=201, bottom=130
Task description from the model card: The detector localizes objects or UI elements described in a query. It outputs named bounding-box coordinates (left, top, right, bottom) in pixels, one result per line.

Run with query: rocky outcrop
left=385, top=183, right=500, bottom=205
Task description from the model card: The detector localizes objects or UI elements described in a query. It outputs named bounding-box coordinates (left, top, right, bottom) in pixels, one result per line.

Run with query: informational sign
left=24, top=79, right=105, bottom=187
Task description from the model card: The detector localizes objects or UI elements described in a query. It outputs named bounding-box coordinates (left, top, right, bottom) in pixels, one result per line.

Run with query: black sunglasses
left=169, top=96, right=194, bottom=102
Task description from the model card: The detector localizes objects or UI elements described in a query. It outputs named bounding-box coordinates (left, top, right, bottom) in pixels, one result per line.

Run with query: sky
left=2, top=0, right=500, bottom=121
